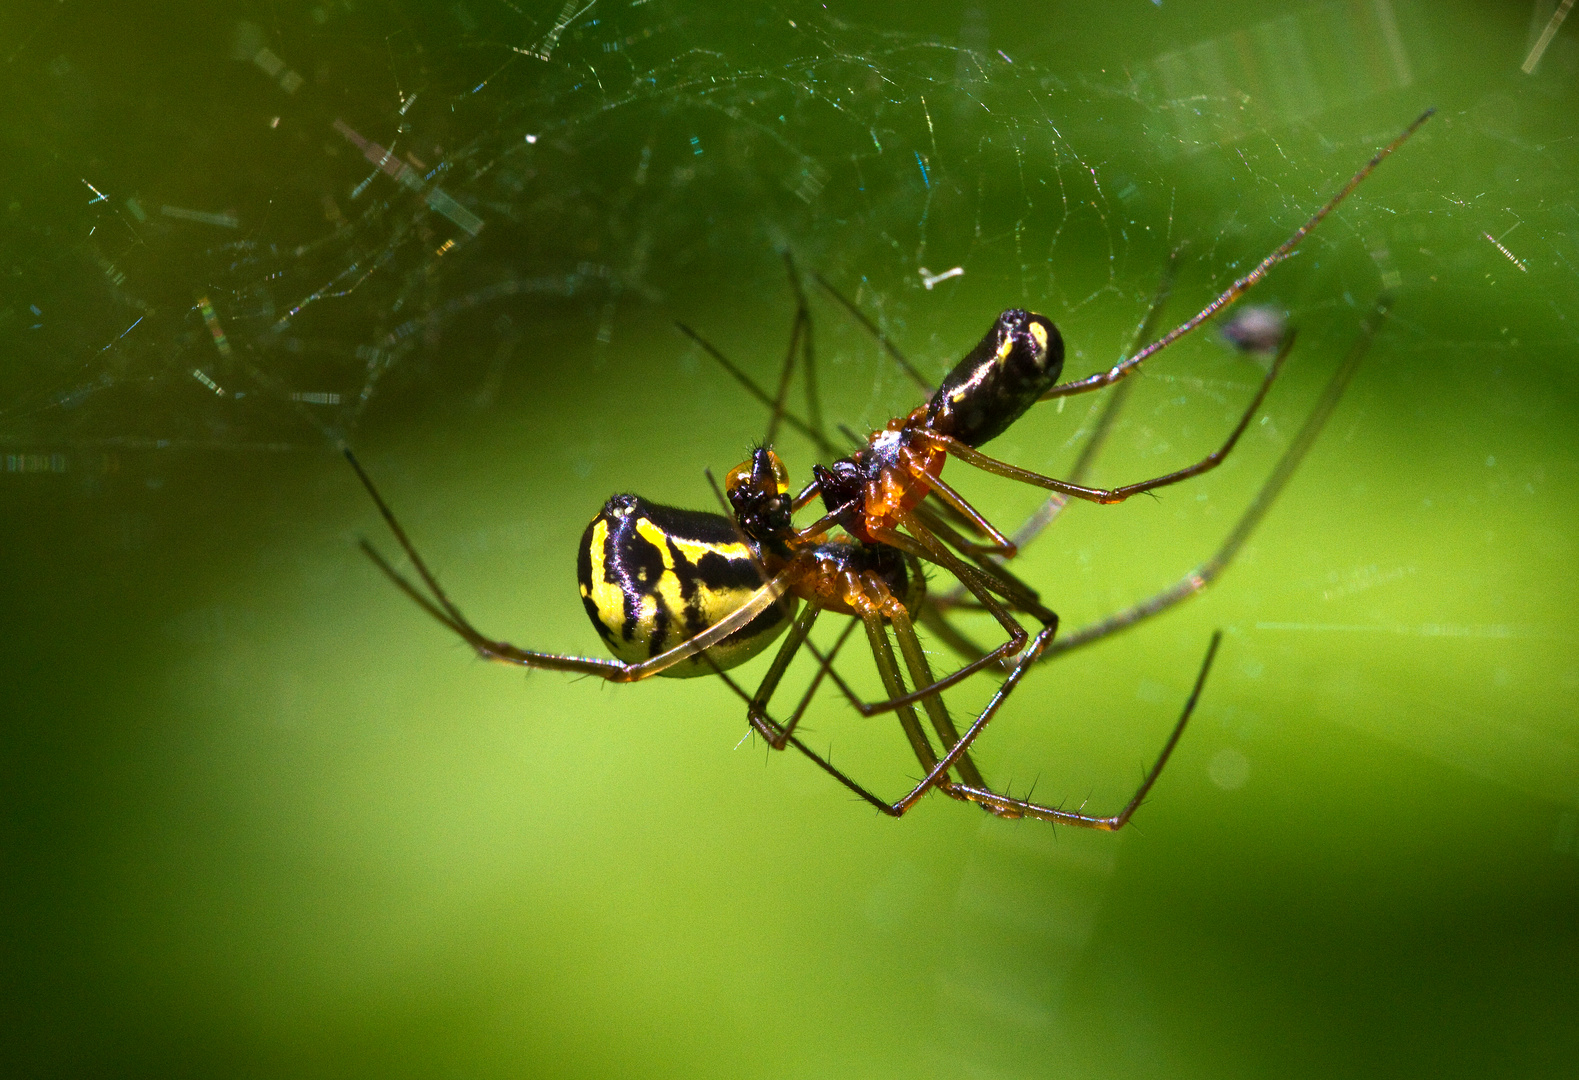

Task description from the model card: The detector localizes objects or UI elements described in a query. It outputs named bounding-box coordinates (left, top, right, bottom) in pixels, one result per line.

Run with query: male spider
left=685, top=109, right=1431, bottom=698
left=788, top=111, right=1432, bottom=560
left=675, top=272, right=1392, bottom=824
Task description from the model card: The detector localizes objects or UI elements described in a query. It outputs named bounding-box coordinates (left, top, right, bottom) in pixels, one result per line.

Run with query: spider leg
left=357, top=535, right=627, bottom=676
left=1006, top=243, right=1184, bottom=553
left=348, top=449, right=632, bottom=677
left=703, top=631, right=907, bottom=817
left=915, top=600, right=995, bottom=666
left=1043, top=295, right=1391, bottom=659
left=765, top=255, right=810, bottom=450
left=744, top=602, right=826, bottom=747
left=886, top=601, right=991, bottom=790
left=718, top=607, right=1066, bottom=820
left=681, top=251, right=842, bottom=461
left=776, top=618, right=861, bottom=742
left=850, top=595, right=1047, bottom=813
left=907, top=534, right=1058, bottom=674
left=950, top=632, right=1221, bottom=828
left=909, top=464, right=1020, bottom=555
left=862, top=608, right=938, bottom=764
left=1041, top=108, right=1431, bottom=400
left=935, top=331, right=1293, bottom=505
left=695, top=559, right=1059, bottom=818
left=721, top=564, right=1000, bottom=800
left=890, top=619, right=1063, bottom=816
left=704, top=610, right=860, bottom=755
left=781, top=251, right=826, bottom=447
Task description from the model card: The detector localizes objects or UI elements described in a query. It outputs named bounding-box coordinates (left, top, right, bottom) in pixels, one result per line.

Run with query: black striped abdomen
left=576, top=494, right=796, bottom=677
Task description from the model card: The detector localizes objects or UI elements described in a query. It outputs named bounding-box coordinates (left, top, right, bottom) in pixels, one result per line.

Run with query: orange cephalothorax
left=813, top=418, right=947, bottom=543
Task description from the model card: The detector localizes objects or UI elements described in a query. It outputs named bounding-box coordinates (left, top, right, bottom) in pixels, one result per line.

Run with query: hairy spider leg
left=812, top=268, right=934, bottom=394
left=848, top=510, right=1057, bottom=715
left=697, top=534, right=1001, bottom=802
left=949, top=631, right=1222, bottom=827
left=714, top=611, right=862, bottom=750
left=713, top=609, right=1218, bottom=827
left=676, top=252, right=841, bottom=462
left=717, top=602, right=1063, bottom=818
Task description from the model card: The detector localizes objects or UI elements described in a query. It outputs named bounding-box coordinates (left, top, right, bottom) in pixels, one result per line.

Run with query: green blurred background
left=3, top=1, right=1576, bottom=1076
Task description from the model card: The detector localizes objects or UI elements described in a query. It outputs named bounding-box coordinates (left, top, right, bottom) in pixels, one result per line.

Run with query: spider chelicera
left=349, top=109, right=1427, bottom=825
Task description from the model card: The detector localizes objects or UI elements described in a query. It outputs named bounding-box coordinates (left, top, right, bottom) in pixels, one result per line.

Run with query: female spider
left=348, top=270, right=1339, bottom=828
left=345, top=437, right=1212, bottom=828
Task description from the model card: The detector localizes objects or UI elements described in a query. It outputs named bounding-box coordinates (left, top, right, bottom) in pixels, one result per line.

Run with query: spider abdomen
left=578, top=494, right=796, bottom=677
left=925, top=309, right=1064, bottom=448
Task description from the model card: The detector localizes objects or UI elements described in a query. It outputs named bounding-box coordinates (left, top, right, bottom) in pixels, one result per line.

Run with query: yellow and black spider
left=349, top=426, right=1076, bottom=821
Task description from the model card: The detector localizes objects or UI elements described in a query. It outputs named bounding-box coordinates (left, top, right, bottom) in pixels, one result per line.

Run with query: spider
left=684, top=109, right=1431, bottom=704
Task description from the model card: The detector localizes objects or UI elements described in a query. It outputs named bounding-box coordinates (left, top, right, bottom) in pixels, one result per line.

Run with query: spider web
left=4, top=2, right=1579, bottom=1077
